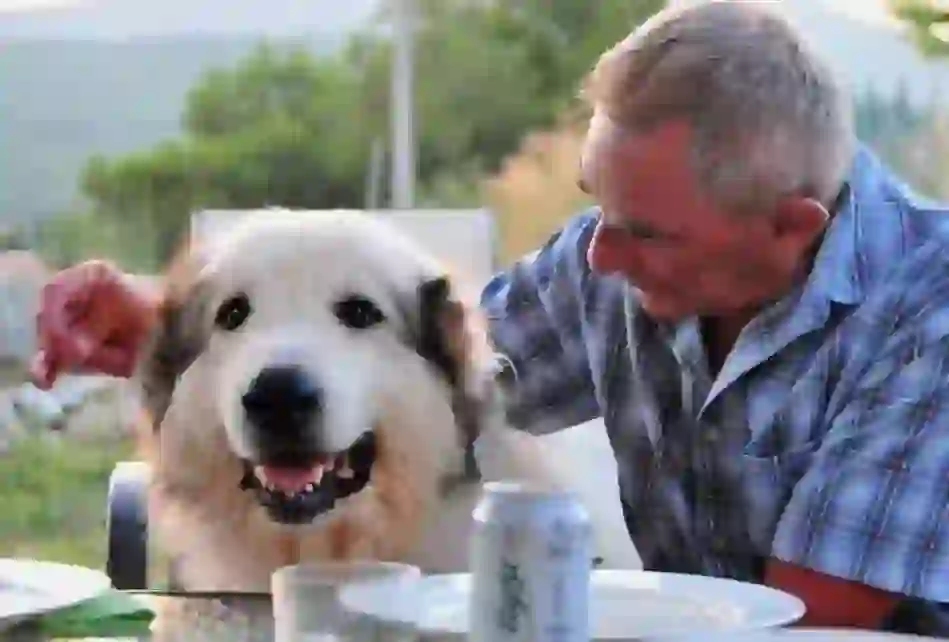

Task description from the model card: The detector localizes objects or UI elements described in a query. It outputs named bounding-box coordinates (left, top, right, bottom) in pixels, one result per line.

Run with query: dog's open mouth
left=238, top=432, right=377, bottom=525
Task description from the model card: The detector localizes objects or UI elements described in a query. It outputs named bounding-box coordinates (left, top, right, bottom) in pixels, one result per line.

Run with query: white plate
left=676, top=630, right=937, bottom=641
left=0, top=558, right=112, bottom=631
left=339, top=569, right=806, bottom=640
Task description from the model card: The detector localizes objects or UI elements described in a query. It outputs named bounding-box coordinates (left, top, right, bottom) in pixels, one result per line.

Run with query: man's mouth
left=238, top=431, right=377, bottom=525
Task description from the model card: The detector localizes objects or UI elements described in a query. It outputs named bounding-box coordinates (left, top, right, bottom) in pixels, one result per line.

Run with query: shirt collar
left=804, top=144, right=908, bottom=307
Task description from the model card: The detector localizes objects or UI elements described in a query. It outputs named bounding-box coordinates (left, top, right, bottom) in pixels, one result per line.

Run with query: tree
left=32, top=210, right=146, bottom=269
left=887, top=113, right=949, bottom=201
left=81, top=44, right=373, bottom=265
left=889, top=0, right=949, bottom=57
left=78, top=1, right=663, bottom=267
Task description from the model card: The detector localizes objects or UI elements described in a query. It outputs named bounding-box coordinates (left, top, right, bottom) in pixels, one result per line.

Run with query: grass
left=0, top=431, right=135, bottom=570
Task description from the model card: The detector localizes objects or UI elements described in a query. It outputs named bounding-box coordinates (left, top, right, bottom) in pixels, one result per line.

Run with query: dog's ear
left=413, top=275, right=487, bottom=481
left=416, top=276, right=465, bottom=387
left=136, top=250, right=212, bottom=431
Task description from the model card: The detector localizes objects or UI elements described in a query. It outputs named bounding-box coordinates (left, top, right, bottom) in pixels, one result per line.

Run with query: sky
left=0, top=0, right=85, bottom=10
left=0, top=0, right=898, bottom=22
left=825, top=0, right=897, bottom=27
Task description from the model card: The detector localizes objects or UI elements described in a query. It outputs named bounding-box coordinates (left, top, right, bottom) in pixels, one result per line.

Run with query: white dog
left=133, top=209, right=639, bottom=637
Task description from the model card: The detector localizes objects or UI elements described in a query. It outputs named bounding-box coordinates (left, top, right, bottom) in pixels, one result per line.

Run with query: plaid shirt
left=480, top=145, right=949, bottom=635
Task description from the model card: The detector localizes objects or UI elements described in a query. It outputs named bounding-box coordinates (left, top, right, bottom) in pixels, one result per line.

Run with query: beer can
left=469, top=480, right=593, bottom=642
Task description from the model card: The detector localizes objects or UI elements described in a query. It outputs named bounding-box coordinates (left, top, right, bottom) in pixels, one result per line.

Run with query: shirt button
left=704, top=429, right=719, bottom=444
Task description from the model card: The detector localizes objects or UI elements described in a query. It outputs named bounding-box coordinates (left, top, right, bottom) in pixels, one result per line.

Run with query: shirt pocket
left=740, top=440, right=821, bottom=551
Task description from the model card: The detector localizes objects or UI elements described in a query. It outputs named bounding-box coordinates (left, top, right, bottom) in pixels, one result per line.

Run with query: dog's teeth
left=304, top=482, right=315, bottom=492
left=312, top=466, right=324, bottom=485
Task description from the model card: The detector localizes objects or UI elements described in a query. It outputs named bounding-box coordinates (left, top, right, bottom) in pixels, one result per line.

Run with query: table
left=4, top=597, right=943, bottom=642
left=678, top=631, right=940, bottom=642
left=36, top=628, right=945, bottom=642
left=6, top=594, right=276, bottom=642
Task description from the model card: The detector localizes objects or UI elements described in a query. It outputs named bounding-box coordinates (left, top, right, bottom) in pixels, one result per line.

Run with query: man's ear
left=135, top=251, right=211, bottom=431
left=772, top=196, right=830, bottom=249
left=760, top=195, right=831, bottom=279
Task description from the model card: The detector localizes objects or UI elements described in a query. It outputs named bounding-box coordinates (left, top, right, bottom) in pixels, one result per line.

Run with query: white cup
left=271, top=561, right=421, bottom=642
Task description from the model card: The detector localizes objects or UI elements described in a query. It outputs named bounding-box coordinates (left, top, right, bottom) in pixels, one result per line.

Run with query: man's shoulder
left=846, top=145, right=949, bottom=290
left=875, top=235, right=949, bottom=314
left=804, top=146, right=949, bottom=355
left=482, top=207, right=600, bottom=297
left=846, top=228, right=949, bottom=353
left=851, top=143, right=949, bottom=240
left=545, top=206, right=601, bottom=257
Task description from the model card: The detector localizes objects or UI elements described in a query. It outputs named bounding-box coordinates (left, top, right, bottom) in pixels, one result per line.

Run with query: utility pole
left=390, top=0, right=416, bottom=209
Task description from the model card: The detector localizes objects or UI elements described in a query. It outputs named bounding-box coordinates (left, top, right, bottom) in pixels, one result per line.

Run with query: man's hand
left=765, top=558, right=902, bottom=629
left=31, top=260, right=158, bottom=389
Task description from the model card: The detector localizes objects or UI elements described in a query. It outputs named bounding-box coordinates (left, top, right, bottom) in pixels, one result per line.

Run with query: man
left=31, top=2, right=949, bottom=634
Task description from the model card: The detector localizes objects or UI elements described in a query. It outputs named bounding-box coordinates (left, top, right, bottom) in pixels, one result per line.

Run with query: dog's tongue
left=257, top=465, right=322, bottom=493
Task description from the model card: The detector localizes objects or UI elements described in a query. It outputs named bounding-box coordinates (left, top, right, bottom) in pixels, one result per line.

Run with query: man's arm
left=765, top=559, right=902, bottom=628
left=766, top=253, right=949, bottom=629
left=480, top=209, right=602, bottom=435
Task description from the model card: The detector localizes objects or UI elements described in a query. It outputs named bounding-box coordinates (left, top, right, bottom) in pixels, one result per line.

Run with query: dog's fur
left=133, top=209, right=639, bottom=636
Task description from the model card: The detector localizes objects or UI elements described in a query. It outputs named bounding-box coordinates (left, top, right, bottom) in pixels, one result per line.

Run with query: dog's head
left=137, top=210, right=492, bottom=527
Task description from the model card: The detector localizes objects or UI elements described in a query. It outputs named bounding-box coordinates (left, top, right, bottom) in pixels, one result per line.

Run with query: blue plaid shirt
left=480, top=145, right=949, bottom=635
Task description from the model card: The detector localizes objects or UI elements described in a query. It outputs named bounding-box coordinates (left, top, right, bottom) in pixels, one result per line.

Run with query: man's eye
left=599, top=218, right=669, bottom=244
left=631, top=229, right=663, bottom=241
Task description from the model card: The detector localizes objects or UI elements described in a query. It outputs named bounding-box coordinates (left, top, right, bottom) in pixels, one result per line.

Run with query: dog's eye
left=215, top=293, right=252, bottom=331
left=334, top=295, right=385, bottom=330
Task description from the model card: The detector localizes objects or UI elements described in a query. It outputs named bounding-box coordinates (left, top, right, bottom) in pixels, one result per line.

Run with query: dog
left=132, top=209, right=640, bottom=637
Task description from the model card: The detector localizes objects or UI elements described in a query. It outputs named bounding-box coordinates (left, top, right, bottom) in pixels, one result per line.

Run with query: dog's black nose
left=242, top=365, right=322, bottom=430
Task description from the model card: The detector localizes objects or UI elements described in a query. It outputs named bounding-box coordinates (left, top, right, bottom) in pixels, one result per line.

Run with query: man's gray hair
left=583, top=1, right=855, bottom=215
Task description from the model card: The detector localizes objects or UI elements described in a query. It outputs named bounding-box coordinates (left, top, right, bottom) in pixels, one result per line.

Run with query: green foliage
left=889, top=0, right=949, bottom=57
left=78, top=0, right=664, bottom=267
left=33, top=210, right=155, bottom=271
left=0, top=434, right=134, bottom=568
left=854, top=83, right=930, bottom=148
left=0, top=36, right=327, bottom=229
left=0, top=228, right=30, bottom=252
left=849, top=82, right=949, bottom=203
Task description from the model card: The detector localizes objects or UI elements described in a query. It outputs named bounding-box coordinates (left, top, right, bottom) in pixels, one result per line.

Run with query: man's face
left=579, top=112, right=828, bottom=322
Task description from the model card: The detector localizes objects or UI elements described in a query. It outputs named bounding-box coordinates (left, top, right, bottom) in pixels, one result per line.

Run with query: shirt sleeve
left=479, top=209, right=601, bottom=435
left=772, top=250, right=949, bottom=602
